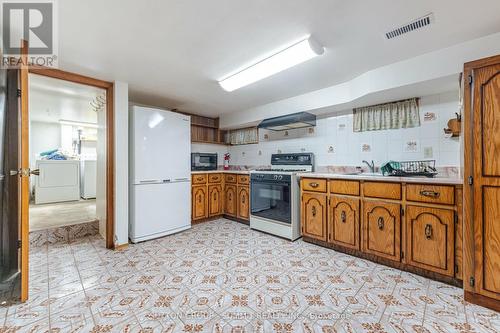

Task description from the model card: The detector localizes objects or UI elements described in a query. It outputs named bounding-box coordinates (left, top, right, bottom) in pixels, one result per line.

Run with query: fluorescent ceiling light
left=218, top=36, right=324, bottom=92
left=59, top=120, right=99, bottom=129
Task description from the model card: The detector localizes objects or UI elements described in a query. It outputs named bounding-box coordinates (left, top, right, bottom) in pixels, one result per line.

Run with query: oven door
left=250, top=178, right=291, bottom=224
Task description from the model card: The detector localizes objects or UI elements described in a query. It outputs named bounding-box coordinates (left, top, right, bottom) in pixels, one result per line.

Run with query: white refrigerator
left=129, top=106, right=191, bottom=243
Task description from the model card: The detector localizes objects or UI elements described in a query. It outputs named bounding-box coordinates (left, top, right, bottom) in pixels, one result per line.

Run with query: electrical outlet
left=424, top=146, right=433, bottom=158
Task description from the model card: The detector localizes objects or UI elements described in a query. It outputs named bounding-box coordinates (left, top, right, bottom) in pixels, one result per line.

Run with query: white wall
left=191, top=143, right=229, bottom=167
left=228, top=91, right=461, bottom=168
left=114, top=81, right=129, bottom=246
left=29, top=121, right=61, bottom=168
left=96, top=106, right=107, bottom=240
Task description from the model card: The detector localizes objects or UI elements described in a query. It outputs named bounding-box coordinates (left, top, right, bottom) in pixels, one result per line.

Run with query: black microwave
left=191, top=153, right=218, bottom=171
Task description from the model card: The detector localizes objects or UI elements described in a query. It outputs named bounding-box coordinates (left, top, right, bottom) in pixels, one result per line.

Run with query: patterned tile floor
left=1, top=218, right=499, bottom=332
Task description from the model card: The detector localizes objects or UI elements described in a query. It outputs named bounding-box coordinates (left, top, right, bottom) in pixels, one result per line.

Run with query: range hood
left=258, top=112, right=316, bottom=131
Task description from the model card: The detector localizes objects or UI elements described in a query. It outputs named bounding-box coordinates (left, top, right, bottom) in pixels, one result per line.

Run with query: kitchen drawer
left=225, top=174, right=237, bottom=184
left=208, top=173, right=222, bottom=183
left=406, top=184, right=455, bottom=205
left=237, top=174, right=250, bottom=184
left=301, top=178, right=327, bottom=193
left=363, top=181, right=401, bottom=200
left=330, top=180, right=360, bottom=196
left=192, top=174, right=207, bottom=185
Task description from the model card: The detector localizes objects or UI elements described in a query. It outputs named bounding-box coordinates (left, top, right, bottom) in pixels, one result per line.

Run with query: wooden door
left=301, top=193, right=327, bottom=241
left=464, top=56, right=500, bottom=305
left=406, top=205, right=455, bottom=277
left=329, top=195, right=360, bottom=250
left=362, top=200, right=401, bottom=262
left=224, top=184, right=237, bottom=217
left=208, top=185, right=222, bottom=217
left=237, top=186, right=249, bottom=220
left=192, top=185, right=208, bottom=220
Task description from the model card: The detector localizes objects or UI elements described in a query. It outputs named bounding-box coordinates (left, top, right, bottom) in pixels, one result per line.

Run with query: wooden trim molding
left=20, top=40, right=30, bottom=302
left=464, top=291, right=500, bottom=312
left=28, top=67, right=115, bottom=249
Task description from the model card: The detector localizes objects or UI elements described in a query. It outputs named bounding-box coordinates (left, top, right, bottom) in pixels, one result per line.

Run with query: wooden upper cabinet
left=208, top=184, right=222, bottom=217
left=362, top=200, right=401, bottom=262
left=464, top=57, right=500, bottom=308
left=301, top=193, right=328, bottom=241
left=192, top=185, right=208, bottom=220
left=237, top=186, right=250, bottom=220
left=224, top=184, right=237, bottom=217
left=405, top=205, right=455, bottom=277
left=329, top=195, right=360, bottom=250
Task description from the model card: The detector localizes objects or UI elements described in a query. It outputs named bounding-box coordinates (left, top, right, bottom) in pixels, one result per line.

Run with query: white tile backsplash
left=227, top=92, right=461, bottom=168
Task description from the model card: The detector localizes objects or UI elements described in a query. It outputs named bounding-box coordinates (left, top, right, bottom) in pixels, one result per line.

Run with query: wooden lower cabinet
left=224, top=184, right=237, bottom=217
left=329, top=195, right=359, bottom=250
left=191, top=173, right=251, bottom=223
left=192, top=185, right=208, bottom=220
left=208, top=185, right=223, bottom=217
left=237, top=186, right=250, bottom=220
left=362, top=200, right=401, bottom=262
left=406, top=205, right=454, bottom=277
left=463, top=55, right=500, bottom=311
left=301, top=193, right=328, bottom=241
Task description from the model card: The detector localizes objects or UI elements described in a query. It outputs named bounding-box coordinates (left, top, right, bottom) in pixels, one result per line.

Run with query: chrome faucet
left=362, top=160, right=375, bottom=173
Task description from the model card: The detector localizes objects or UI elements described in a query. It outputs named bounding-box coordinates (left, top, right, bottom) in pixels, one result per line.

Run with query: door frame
left=27, top=67, right=115, bottom=251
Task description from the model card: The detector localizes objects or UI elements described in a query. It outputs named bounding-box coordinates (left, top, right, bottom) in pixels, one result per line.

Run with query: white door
left=130, top=181, right=191, bottom=242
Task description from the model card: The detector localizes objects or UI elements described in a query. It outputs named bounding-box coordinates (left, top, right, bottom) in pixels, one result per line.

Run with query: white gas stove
left=250, top=153, right=314, bottom=241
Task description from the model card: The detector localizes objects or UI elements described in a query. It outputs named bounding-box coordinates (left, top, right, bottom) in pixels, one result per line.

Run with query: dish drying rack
left=381, top=160, right=438, bottom=178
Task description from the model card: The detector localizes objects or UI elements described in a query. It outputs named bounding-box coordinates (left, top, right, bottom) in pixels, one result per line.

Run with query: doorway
left=0, top=65, right=115, bottom=304
left=28, top=68, right=115, bottom=254
left=28, top=74, right=105, bottom=237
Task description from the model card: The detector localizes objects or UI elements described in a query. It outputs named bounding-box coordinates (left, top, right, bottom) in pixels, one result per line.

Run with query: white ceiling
left=57, top=0, right=500, bottom=117
left=29, top=74, right=105, bottom=124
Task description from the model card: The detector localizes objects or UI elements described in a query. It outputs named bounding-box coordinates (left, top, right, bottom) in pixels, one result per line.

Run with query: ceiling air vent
left=385, top=13, right=434, bottom=40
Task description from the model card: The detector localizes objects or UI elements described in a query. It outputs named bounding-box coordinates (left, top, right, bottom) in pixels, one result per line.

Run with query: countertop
left=191, top=170, right=251, bottom=175
left=297, top=172, right=463, bottom=185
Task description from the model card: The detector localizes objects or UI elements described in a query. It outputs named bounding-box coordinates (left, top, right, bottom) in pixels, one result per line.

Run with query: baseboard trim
left=192, top=215, right=249, bottom=225
left=303, top=236, right=463, bottom=288
left=464, top=291, right=500, bottom=312
left=114, top=243, right=129, bottom=251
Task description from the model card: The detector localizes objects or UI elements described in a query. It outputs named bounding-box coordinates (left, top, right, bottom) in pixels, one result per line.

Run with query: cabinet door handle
left=341, top=211, right=346, bottom=223
left=198, top=195, right=202, bottom=203
left=309, top=183, right=319, bottom=188
left=242, top=195, right=245, bottom=204
left=213, top=192, right=217, bottom=201
left=197, top=177, right=204, bottom=181
left=312, top=206, right=317, bottom=217
left=420, top=190, right=440, bottom=198
left=425, top=224, right=433, bottom=240
left=377, top=217, right=384, bottom=230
